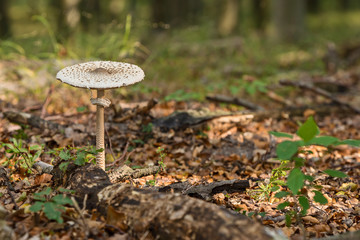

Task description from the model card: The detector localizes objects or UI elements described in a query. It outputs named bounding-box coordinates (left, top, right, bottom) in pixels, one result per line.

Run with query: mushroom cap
left=56, top=61, right=145, bottom=89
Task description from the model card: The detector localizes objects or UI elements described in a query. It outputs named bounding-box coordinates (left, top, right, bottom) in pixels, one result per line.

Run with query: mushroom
left=56, top=61, right=145, bottom=170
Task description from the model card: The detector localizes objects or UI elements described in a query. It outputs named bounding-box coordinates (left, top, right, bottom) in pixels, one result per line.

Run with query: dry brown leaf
left=34, top=173, right=52, bottom=185
left=302, top=215, right=320, bottom=224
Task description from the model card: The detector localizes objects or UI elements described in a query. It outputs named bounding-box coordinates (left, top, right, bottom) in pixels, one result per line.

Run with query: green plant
left=2, top=138, right=43, bottom=174
left=164, top=89, right=203, bottom=102
left=146, top=147, right=167, bottom=186
left=29, top=187, right=73, bottom=223
left=32, top=15, right=61, bottom=58
left=46, top=146, right=101, bottom=172
left=248, top=160, right=289, bottom=201
left=142, top=123, right=153, bottom=133
left=268, top=116, right=359, bottom=228
left=230, top=78, right=268, bottom=96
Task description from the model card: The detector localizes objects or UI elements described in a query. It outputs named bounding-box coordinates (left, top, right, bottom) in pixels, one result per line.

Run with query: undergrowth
left=249, top=116, right=360, bottom=232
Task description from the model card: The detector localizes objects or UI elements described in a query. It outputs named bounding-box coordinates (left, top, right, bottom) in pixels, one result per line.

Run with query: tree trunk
left=252, top=0, right=268, bottom=32
left=339, top=0, right=350, bottom=11
left=51, top=0, right=81, bottom=38
left=80, top=0, right=101, bottom=32
left=151, top=0, right=203, bottom=29
left=218, top=0, right=239, bottom=36
left=272, top=0, right=306, bottom=42
left=0, top=0, right=11, bottom=38
left=306, top=0, right=320, bottom=13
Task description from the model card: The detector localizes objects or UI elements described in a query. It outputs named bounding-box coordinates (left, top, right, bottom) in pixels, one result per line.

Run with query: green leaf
left=298, top=196, right=310, bottom=215
left=16, top=192, right=27, bottom=202
left=336, top=139, right=360, bottom=147
left=76, top=106, right=87, bottom=113
left=307, top=136, right=339, bottom=147
left=29, top=201, right=44, bottom=212
left=59, top=150, right=71, bottom=160
left=275, top=191, right=290, bottom=198
left=258, top=212, right=266, bottom=217
left=36, top=187, right=52, bottom=196
left=43, top=202, right=64, bottom=223
left=51, top=195, right=73, bottom=205
left=270, top=186, right=280, bottom=192
left=294, top=157, right=305, bottom=168
left=247, top=212, right=255, bottom=217
left=277, top=201, right=290, bottom=210
left=29, top=145, right=42, bottom=151
left=33, top=195, right=46, bottom=202
left=313, top=191, right=328, bottom=204
left=74, top=151, right=86, bottom=165
left=287, top=168, right=304, bottom=195
left=58, top=188, right=75, bottom=194
left=323, top=169, right=348, bottom=178
left=3, top=143, right=17, bottom=152
left=276, top=141, right=299, bottom=160
left=304, top=175, right=314, bottom=182
left=269, top=131, right=293, bottom=139
left=285, top=213, right=292, bottom=227
left=59, top=162, right=70, bottom=172
left=297, top=116, right=319, bottom=142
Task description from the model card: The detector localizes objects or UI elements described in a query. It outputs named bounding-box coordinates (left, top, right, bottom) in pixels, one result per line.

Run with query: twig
left=279, top=79, right=360, bottom=114
left=106, top=142, right=134, bottom=166
left=206, top=95, right=264, bottom=111
left=114, top=98, right=158, bottom=123
left=4, top=110, right=65, bottom=132
left=71, top=196, right=89, bottom=237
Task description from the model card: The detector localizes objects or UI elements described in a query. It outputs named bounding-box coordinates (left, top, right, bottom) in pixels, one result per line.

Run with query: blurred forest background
left=1, top=0, right=360, bottom=96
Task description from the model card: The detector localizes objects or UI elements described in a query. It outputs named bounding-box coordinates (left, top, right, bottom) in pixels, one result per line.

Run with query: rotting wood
left=159, top=179, right=250, bottom=201
left=3, top=110, right=65, bottom=132
left=153, top=108, right=253, bottom=131
left=49, top=163, right=273, bottom=240
left=107, top=165, right=161, bottom=183
left=97, top=184, right=272, bottom=240
left=47, top=164, right=271, bottom=240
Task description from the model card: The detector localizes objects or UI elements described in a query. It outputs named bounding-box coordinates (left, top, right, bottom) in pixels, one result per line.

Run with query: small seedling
left=146, top=147, right=167, bottom=186
left=29, top=187, right=73, bottom=223
left=2, top=138, right=43, bottom=174
left=266, top=116, right=359, bottom=229
left=46, top=146, right=101, bottom=172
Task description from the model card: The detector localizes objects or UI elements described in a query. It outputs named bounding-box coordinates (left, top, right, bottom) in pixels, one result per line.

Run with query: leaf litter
left=0, top=59, right=359, bottom=239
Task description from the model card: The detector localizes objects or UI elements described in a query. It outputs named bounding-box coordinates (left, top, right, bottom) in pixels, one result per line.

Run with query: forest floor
left=0, top=41, right=360, bottom=240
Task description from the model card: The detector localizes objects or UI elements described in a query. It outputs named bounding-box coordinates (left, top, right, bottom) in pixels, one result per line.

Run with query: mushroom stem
left=96, top=89, right=106, bottom=170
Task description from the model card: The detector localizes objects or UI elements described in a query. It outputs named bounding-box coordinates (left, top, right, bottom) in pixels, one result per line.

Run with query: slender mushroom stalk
left=56, top=61, right=145, bottom=171
left=96, top=89, right=105, bottom=169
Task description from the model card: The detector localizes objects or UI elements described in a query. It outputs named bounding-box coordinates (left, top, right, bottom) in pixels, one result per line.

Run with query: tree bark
left=218, top=0, right=239, bottom=36
left=272, top=0, right=306, bottom=42
left=51, top=164, right=273, bottom=240
left=252, top=0, right=268, bottom=32
left=98, top=184, right=273, bottom=240
left=0, top=0, right=11, bottom=38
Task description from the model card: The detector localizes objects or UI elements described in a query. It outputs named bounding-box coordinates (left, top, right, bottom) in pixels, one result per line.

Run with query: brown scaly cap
left=56, top=61, right=145, bottom=89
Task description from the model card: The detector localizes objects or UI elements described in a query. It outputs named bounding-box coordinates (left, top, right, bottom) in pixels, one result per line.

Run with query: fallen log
left=3, top=110, right=65, bottom=132
left=159, top=179, right=250, bottom=201
left=152, top=109, right=253, bottom=131
left=51, top=164, right=274, bottom=240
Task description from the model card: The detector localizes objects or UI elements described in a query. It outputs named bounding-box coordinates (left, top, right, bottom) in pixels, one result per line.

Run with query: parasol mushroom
left=56, top=61, right=145, bottom=170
